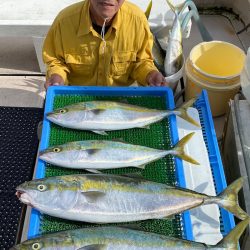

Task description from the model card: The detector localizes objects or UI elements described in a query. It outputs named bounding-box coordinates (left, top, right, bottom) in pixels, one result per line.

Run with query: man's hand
left=146, top=70, right=168, bottom=87
left=44, top=74, right=64, bottom=89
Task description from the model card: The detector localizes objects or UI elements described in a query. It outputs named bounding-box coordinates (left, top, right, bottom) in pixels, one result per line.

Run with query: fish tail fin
left=174, top=98, right=200, bottom=127
left=214, top=177, right=249, bottom=220
left=166, top=0, right=176, bottom=13
left=145, top=0, right=152, bottom=19
left=216, top=217, right=250, bottom=249
left=172, top=132, right=200, bottom=165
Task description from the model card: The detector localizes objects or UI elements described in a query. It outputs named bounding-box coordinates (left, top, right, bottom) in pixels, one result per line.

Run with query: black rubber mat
left=0, top=107, right=44, bottom=250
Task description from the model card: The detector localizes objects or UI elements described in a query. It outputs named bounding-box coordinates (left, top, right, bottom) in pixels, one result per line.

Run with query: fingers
left=52, top=82, right=60, bottom=86
left=147, top=71, right=169, bottom=87
left=44, top=81, right=50, bottom=90
left=149, top=82, right=168, bottom=87
left=44, top=81, right=60, bottom=90
left=149, top=77, right=169, bottom=87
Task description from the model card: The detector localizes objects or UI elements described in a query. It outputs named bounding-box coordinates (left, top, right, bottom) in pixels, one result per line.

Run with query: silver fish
left=164, top=0, right=184, bottom=77
left=145, top=0, right=166, bottom=75
left=16, top=175, right=248, bottom=223
left=10, top=218, right=250, bottom=250
left=146, top=0, right=212, bottom=80
left=46, top=99, right=199, bottom=135
left=39, top=132, right=199, bottom=170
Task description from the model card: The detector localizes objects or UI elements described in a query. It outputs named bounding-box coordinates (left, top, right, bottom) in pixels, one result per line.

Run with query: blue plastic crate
left=27, top=86, right=234, bottom=241
left=28, top=86, right=192, bottom=240
left=194, top=90, right=235, bottom=236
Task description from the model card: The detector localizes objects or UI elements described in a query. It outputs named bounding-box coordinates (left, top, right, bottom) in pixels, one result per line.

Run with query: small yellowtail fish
left=46, top=99, right=199, bottom=135
left=10, top=217, right=250, bottom=250
left=16, top=175, right=249, bottom=223
left=145, top=0, right=166, bottom=75
left=164, top=0, right=184, bottom=77
left=39, top=132, right=199, bottom=170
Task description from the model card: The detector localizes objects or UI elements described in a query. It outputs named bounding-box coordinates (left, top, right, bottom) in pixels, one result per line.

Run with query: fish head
left=46, top=103, right=88, bottom=127
left=10, top=231, right=72, bottom=250
left=16, top=176, right=80, bottom=210
left=39, top=142, right=84, bottom=166
left=10, top=240, right=45, bottom=250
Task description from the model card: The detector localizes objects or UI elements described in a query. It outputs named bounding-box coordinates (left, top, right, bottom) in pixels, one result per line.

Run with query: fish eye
left=32, top=243, right=41, bottom=250
left=53, top=147, right=61, bottom=153
left=59, top=109, right=66, bottom=114
left=37, top=185, right=47, bottom=192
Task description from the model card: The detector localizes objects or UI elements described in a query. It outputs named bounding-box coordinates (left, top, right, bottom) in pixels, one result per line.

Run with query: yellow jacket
left=42, top=0, right=157, bottom=86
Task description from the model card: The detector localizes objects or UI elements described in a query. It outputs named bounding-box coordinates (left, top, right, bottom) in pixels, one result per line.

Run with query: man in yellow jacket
left=43, top=0, right=167, bottom=88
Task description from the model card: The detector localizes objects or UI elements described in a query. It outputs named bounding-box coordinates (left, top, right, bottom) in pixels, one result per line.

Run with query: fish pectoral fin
left=136, top=164, right=146, bottom=169
left=85, top=169, right=103, bottom=174
left=85, top=149, right=101, bottom=155
left=89, top=109, right=106, bottom=115
left=92, top=130, right=108, bottom=136
left=81, top=191, right=106, bottom=203
left=78, top=244, right=107, bottom=250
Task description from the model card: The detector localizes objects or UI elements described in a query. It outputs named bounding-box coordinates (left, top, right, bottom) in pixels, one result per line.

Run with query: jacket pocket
left=111, top=51, right=136, bottom=76
left=65, top=54, right=94, bottom=75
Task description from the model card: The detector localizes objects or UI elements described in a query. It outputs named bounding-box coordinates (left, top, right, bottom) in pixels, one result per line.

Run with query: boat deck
left=1, top=13, right=249, bottom=137
left=0, top=10, right=250, bottom=248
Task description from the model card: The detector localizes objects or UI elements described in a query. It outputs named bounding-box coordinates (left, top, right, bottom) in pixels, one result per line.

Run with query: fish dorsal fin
left=78, top=244, right=107, bottom=250
left=119, top=224, right=141, bottom=231
left=111, top=138, right=125, bottom=143
left=81, top=191, right=106, bottom=203
left=121, top=173, right=144, bottom=179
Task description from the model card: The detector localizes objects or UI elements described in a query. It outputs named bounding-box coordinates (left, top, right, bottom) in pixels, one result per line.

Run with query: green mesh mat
left=40, top=95, right=183, bottom=238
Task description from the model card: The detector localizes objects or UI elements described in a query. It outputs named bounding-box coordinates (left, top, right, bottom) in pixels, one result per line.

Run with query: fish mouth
left=46, top=112, right=58, bottom=120
left=9, top=247, right=19, bottom=250
left=38, top=150, right=49, bottom=160
left=39, top=151, right=55, bottom=164
left=46, top=111, right=54, bottom=117
left=16, top=190, right=33, bottom=206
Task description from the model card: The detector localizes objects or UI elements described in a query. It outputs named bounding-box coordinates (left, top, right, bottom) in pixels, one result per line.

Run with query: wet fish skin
left=16, top=175, right=249, bottom=224
left=11, top=218, right=250, bottom=250
left=146, top=0, right=183, bottom=77
left=46, top=101, right=171, bottom=133
left=164, top=0, right=184, bottom=77
left=46, top=99, right=200, bottom=135
left=7, top=226, right=210, bottom=250
left=145, top=0, right=166, bottom=76
left=39, top=132, right=199, bottom=170
left=152, top=36, right=166, bottom=75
